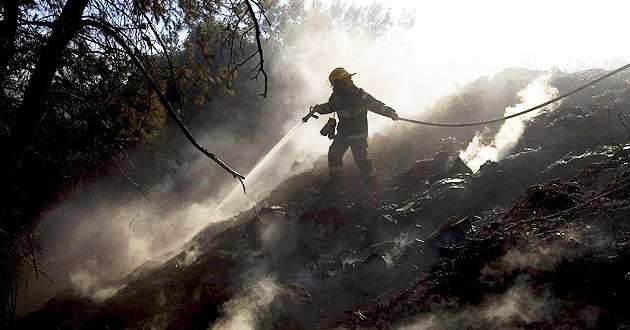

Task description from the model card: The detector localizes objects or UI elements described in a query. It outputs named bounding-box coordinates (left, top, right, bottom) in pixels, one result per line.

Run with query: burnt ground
left=11, top=68, right=630, bottom=329
left=340, top=163, right=630, bottom=329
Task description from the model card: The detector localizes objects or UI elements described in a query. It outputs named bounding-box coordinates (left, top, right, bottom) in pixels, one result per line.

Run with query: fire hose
left=395, top=62, right=630, bottom=127
left=302, top=62, right=630, bottom=138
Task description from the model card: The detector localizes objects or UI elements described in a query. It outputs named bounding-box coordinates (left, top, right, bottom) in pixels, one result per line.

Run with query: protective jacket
left=318, top=84, right=397, bottom=140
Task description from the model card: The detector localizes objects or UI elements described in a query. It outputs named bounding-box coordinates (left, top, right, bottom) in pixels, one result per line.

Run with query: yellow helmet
left=328, top=67, right=356, bottom=86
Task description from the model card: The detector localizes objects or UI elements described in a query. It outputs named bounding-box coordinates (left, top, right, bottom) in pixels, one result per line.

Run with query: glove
left=320, top=118, right=337, bottom=140
left=382, top=105, right=399, bottom=121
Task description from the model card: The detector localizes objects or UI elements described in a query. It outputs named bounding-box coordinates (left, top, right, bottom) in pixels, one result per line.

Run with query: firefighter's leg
left=350, top=139, right=377, bottom=181
left=328, top=138, right=350, bottom=186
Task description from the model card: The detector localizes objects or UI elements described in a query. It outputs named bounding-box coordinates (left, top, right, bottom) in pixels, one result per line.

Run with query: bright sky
left=389, top=0, right=629, bottom=72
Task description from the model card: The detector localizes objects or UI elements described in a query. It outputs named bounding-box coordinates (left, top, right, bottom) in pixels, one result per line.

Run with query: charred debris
left=14, top=68, right=630, bottom=329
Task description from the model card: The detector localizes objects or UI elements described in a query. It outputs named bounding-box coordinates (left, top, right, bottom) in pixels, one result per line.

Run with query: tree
left=0, top=0, right=269, bottom=322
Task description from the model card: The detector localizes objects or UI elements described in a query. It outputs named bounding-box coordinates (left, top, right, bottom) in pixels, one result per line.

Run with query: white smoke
left=396, top=278, right=557, bottom=330
left=459, top=75, right=560, bottom=172
left=210, top=277, right=279, bottom=330
left=395, top=242, right=585, bottom=330
left=69, top=270, right=123, bottom=301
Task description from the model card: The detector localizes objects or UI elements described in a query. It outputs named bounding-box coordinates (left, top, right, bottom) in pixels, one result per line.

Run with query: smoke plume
left=396, top=242, right=586, bottom=330
left=210, top=277, right=279, bottom=330
left=459, top=75, right=560, bottom=172
left=397, top=278, right=557, bottom=330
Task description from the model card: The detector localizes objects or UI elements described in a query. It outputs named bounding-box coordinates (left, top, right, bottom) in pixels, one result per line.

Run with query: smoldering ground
left=202, top=197, right=426, bottom=329
left=460, top=74, right=561, bottom=172
left=19, top=0, right=630, bottom=320
left=395, top=234, right=606, bottom=330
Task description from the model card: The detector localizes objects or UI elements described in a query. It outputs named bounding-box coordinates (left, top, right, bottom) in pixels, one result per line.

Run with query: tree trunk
left=2, top=1, right=89, bottom=321
left=14, top=0, right=89, bottom=144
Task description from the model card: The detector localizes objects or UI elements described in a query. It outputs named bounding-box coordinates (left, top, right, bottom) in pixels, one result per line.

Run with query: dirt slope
left=13, top=68, right=630, bottom=329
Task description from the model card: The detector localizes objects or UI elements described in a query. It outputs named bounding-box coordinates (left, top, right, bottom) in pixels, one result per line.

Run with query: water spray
left=211, top=120, right=307, bottom=220
left=210, top=106, right=323, bottom=221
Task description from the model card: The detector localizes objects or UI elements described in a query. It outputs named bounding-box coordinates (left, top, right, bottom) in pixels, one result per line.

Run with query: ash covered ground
left=13, top=68, right=630, bottom=329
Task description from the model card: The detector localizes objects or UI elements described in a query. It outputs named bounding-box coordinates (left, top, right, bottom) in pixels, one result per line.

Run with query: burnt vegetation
left=10, top=65, right=630, bottom=329
left=3, top=0, right=630, bottom=329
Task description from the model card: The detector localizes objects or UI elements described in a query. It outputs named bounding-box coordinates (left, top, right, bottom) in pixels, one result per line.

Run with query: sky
left=388, top=0, right=629, bottom=73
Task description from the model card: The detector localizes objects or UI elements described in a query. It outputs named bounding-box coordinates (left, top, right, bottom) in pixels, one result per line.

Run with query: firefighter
left=313, top=67, right=398, bottom=189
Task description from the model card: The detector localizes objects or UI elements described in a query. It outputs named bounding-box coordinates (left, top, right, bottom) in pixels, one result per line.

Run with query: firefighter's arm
left=313, top=103, right=333, bottom=114
left=313, top=94, right=341, bottom=114
left=362, top=91, right=399, bottom=120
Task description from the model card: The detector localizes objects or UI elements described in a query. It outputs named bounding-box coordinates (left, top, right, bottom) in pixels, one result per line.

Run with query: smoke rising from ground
left=397, top=279, right=557, bottom=330
left=22, top=0, right=630, bottom=316
left=210, top=277, right=279, bottom=330
left=460, top=75, right=560, bottom=172
left=397, top=243, right=585, bottom=330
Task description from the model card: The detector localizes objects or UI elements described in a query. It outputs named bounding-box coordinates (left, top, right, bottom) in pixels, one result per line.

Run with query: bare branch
left=251, top=0, right=271, bottom=26
left=239, top=25, right=255, bottom=52
left=229, top=50, right=258, bottom=77
left=82, top=18, right=246, bottom=186
left=243, top=0, right=267, bottom=98
left=139, top=10, right=175, bottom=69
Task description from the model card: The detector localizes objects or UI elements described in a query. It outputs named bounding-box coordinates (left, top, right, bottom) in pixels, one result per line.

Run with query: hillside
left=13, top=68, right=630, bottom=329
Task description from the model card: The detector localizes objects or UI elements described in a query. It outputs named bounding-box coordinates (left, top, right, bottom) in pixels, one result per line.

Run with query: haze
left=19, top=0, right=629, bottom=316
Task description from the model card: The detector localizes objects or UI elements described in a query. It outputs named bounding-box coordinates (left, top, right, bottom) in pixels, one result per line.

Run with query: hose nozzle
left=302, top=106, right=319, bottom=122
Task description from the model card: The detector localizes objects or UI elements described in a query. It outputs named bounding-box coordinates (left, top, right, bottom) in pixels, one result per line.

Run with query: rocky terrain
left=12, top=67, right=630, bottom=329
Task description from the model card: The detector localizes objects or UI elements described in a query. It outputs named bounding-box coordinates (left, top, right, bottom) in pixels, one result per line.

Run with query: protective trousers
left=328, top=138, right=377, bottom=182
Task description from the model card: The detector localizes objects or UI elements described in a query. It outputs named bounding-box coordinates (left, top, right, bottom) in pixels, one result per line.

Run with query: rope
left=398, top=63, right=630, bottom=127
